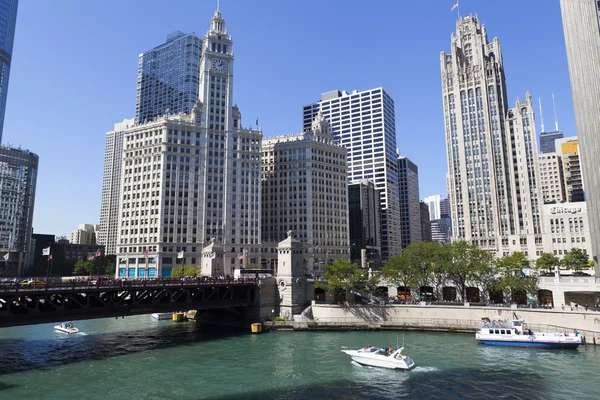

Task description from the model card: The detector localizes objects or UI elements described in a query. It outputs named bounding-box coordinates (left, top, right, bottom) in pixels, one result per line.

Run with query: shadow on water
left=0, top=321, right=248, bottom=377
left=0, top=381, right=20, bottom=392
left=202, top=367, right=549, bottom=400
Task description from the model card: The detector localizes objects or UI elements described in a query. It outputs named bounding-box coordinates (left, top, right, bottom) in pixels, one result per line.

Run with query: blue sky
left=3, top=0, right=574, bottom=236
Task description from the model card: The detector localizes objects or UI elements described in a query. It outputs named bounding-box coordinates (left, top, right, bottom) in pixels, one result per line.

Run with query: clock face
left=212, top=59, right=226, bottom=73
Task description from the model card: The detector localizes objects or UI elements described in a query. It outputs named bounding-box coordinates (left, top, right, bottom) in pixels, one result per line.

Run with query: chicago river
left=0, top=316, right=598, bottom=399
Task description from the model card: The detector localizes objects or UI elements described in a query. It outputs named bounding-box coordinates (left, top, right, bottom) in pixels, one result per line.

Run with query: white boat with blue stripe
left=476, top=318, right=582, bottom=349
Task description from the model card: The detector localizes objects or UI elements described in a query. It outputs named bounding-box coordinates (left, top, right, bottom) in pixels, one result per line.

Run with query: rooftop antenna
left=217, top=0, right=220, bottom=11
left=538, top=97, right=545, bottom=133
left=552, top=92, right=559, bottom=131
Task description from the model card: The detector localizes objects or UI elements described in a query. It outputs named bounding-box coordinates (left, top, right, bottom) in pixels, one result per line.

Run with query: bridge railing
left=0, top=277, right=259, bottom=292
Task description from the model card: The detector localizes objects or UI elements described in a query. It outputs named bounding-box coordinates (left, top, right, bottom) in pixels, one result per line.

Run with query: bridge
left=0, top=278, right=259, bottom=328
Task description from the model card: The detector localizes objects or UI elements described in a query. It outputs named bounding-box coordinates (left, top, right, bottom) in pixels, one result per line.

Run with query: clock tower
left=199, top=7, right=262, bottom=275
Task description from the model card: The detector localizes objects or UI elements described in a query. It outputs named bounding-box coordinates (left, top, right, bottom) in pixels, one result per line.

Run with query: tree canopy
left=315, top=259, right=368, bottom=296
left=171, top=265, right=201, bottom=277
left=494, top=252, right=537, bottom=297
left=535, top=252, right=559, bottom=275
left=561, top=248, right=589, bottom=273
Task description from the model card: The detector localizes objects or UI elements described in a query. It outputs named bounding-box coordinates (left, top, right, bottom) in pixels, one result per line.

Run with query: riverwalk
left=265, top=303, right=600, bottom=345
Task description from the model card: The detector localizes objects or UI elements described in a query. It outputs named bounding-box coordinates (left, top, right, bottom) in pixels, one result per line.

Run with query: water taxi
left=476, top=319, right=582, bottom=349
left=54, top=322, right=79, bottom=335
left=341, top=346, right=416, bottom=370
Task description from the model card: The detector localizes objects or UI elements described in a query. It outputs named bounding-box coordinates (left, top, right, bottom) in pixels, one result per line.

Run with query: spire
left=552, top=92, right=559, bottom=131
left=538, top=97, right=545, bottom=133
left=210, top=1, right=225, bottom=33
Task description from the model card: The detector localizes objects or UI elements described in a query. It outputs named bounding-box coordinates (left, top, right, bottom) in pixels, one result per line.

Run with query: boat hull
left=54, top=327, right=79, bottom=334
left=342, top=350, right=415, bottom=370
left=151, top=313, right=173, bottom=320
left=477, top=339, right=581, bottom=349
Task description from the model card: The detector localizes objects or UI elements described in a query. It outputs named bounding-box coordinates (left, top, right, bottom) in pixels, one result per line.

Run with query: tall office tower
left=0, top=145, right=38, bottom=276
left=135, top=31, right=202, bottom=124
left=538, top=152, right=566, bottom=204
left=539, top=130, right=564, bottom=153
left=440, top=195, right=451, bottom=217
left=397, top=155, right=421, bottom=248
left=98, top=118, right=134, bottom=255
left=115, top=9, right=262, bottom=278
left=303, top=88, right=401, bottom=259
left=560, top=0, right=600, bottom=269
left=556, top=137, right=584, bottom=202
left=419, top=201, right=432, bottom=242
left=69, top=224, right=97, bottom=245
left=504, top=96, right=544, bottom=249
left=261, top=114, right=349, bottom=271
left=441, top=16, right=543, bottom=256
left=348, top=180, right=381, bottom=267
left=423, top=194, right=441, bottom=221
left=0, top=0, right=18, bottom=141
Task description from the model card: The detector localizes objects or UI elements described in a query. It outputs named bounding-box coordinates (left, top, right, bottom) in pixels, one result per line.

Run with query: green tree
left=73, top=259, right=95, bottom=275
left=442, top=241, right=495, bottom=302
left=561, top=248, right=589, bottom=273
left=101, top=255, right=117, bottom=275
left=171, top=265, right=201, bottom=277
left=404, top=241, right=440, bottom=296
left=535, top=252, right=560, bottom=275
left=184, top=265, right=201, bottom=277
left=381, top=255, right=419, bottom=295
left=315, top=259, right=365, bottom=296
left=494, top=252, right=537, bottom=299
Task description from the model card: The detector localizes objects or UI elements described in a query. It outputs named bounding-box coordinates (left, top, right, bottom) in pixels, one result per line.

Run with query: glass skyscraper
left=135, top=31, right=202, bottom=123
left=0, top=145, right=38, bottom=276
left=0, top=0, right=18, bottom=142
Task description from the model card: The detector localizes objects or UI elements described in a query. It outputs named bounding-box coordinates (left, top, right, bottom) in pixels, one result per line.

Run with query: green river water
left=0, top=315, right=598, bottom=399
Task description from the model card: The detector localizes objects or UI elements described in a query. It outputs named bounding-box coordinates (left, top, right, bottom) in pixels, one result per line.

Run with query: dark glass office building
left=539, top=130, right=564, bottom=154
left=348, top=180, right=381, bottom=268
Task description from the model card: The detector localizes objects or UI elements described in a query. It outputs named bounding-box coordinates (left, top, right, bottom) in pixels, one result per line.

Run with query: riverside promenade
left=265, top=303, right=600, bottom=345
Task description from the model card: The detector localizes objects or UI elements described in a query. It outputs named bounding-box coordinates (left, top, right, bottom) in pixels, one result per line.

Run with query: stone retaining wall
left=309, top=303, right=600, bottom=345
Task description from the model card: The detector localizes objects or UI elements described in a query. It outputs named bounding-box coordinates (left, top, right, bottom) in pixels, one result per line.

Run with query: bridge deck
left=0, top=278, right=259, bottom=328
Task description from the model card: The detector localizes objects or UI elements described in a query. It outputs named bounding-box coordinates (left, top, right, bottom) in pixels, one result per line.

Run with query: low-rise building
left=70, top=224, right=98, bottom=245
left=541, top=201, right=592, bottom=260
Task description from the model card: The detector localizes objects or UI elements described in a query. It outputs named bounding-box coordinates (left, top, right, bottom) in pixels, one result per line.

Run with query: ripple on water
left=0, top=319, right=598, bottom=399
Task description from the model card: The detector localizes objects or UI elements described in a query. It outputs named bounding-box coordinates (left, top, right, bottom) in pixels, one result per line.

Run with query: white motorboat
left=151, top=313, right=173, bottom=320
left=54, top=322, right=79, bottom=334
left=476, top=319, right=582, bottom=349
left=341, top=346, right=416, bottom=370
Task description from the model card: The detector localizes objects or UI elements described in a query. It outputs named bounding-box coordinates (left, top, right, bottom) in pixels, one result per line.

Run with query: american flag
left=88, top=254, right=95, bottom=261
left=237, top=252, right=244, bottom=260
left=143, top=249, right=148, bottom=258
left=96, top=249, right=102, bottom=257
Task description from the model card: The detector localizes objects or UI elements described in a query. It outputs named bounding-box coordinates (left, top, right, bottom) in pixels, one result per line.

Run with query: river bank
left=263, top=303, right=600, bottom=345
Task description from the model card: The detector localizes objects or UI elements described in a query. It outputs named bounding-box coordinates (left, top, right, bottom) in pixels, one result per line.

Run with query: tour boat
left=476, top=319, right=582, bottom=349
left=54, top=322, right=79, bottom=335
left=341, top=346, right=416, bottom=370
